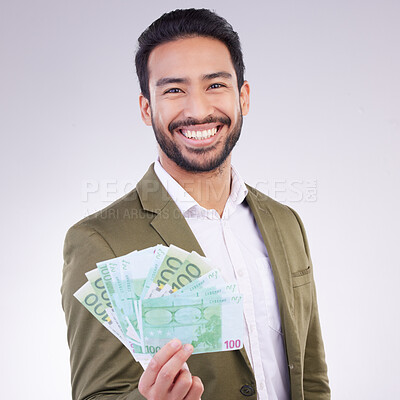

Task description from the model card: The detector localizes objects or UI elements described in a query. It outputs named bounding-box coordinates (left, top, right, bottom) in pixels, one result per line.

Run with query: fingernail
left=170, top=339, right=181, bottom=349
left=184, top=344, right=193, bottom=353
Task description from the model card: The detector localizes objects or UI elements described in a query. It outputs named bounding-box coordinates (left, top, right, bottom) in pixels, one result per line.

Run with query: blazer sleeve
left=289, top=207, right=331, bottom=399
left=61, top=223, right=146, bottom=400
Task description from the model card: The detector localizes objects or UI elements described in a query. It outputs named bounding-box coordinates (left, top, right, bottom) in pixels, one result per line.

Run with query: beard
left=151, top=111, right=243, bottom=173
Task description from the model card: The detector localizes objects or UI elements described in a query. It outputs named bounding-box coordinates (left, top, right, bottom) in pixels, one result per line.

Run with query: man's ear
left=139, top=94, right=152, bottom=126
left=240, top=81, right=250, bottom=116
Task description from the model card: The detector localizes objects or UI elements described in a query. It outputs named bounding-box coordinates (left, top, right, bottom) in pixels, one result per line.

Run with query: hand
left=138, top=339, right=204, bottom=400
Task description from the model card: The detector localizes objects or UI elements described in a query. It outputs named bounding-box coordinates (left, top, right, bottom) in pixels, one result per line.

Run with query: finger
left=173, top=363, right=191, bottom=384
left=184, top=376, right=204, bottom=400
left=169, top=368, right=192, bottom=399
left=153, top=344, right=194, bottom=397
left=181, top=362, right=190, bottom=372
left=138, top=339, right=182, bottom=394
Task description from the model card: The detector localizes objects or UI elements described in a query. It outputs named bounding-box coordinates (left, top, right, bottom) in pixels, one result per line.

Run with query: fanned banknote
left=74, top=244, right=243, bottom=369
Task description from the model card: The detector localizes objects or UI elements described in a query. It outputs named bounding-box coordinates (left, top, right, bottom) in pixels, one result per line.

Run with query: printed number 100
left=224, top=339, right=241, bottom=349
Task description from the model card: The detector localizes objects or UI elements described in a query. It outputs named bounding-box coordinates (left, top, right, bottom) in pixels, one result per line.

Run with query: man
left=62, top=8, right=330, bottom=400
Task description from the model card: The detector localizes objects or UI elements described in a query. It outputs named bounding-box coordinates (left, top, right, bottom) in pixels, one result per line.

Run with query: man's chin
left=174, top=154, right=229, bottom=173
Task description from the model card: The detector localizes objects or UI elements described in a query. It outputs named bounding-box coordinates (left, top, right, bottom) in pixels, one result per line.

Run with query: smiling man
left=141, top=37, right=246, bottom=174
left=138, top=34, right=249, bottom=216
left=62, top=8, right=330, bottom=400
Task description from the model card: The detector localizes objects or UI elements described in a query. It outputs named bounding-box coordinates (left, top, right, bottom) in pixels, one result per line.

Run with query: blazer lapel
left=136, top=164, right=204, bottom=255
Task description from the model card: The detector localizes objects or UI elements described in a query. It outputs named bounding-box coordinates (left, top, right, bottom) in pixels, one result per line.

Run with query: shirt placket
left=220, top=215, right=269, bottom=400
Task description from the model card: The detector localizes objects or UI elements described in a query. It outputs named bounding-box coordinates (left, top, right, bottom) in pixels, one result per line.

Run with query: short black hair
left=135, top=8, right=245, bottom=100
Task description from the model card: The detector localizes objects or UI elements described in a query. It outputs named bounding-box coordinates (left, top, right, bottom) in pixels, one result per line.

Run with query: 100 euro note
left=159, top=251, right=213, bottom=296
left=84, top=265, right=153, bottom=366
left=74, top=244, right=244, bottom=365
left=96, top=257, right=142, bottom=346
left=146, top=245, right=190, bottom=298
left=138, top=290, right=243, bottom=355
left=176, top=268, right=225, bottom=295
left=95, top=245, right=167, bottom=345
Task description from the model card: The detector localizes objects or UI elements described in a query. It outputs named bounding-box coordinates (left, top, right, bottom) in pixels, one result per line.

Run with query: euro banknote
left=74, top=244, right=243, bottom=369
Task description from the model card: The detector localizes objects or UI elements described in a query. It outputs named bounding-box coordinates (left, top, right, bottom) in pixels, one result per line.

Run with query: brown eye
left=165, top=88, right=182, bottom=94
left=209, top=83, right=224, bottom=89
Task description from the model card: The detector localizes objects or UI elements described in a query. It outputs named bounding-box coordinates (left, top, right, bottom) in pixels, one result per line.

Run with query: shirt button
left=240, top=385, right=255, bottom=396
left=238, top=270, right=244, bottom=277
left=289, top=363, right=294, bottom=369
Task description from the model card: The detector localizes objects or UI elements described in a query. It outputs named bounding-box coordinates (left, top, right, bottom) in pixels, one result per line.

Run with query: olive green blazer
left=62, top=164, right=330, bottom=400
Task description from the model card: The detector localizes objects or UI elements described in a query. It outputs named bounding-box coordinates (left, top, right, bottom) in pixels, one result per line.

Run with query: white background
left=1, top=0, right=399, bottom=398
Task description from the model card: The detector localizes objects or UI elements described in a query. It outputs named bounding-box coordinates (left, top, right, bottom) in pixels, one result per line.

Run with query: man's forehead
left=147, top=36, right=236, bottom=83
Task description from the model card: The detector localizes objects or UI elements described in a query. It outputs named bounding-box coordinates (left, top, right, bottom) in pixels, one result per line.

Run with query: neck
left=159, top=154, right=232, bottom=217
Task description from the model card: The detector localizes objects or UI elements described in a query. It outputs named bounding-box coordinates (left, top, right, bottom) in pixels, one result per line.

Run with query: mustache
left=169, top=116, right=231, bottom=133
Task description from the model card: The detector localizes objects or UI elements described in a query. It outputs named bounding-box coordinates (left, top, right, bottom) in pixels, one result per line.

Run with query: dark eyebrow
left=156, top=72, right=233, bottom=88
left=202, top=72, right=233, bottom=80
left=156, top=77, right=189, bottom=87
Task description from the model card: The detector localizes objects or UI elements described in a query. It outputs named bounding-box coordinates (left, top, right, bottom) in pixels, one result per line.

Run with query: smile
left=180, top=126, right=221, bottom=140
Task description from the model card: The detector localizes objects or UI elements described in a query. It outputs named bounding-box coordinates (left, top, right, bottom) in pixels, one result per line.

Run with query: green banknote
left=201, top=282, right=240, bottom=297
left=108, top=259, right=135, bottom=317
left=85, top=268, right=113, bottom=310
left=75, top=244, right=244, bottom=362
left=74, top=281, right=111, bottom=325
left=139, top=293, right=243, bottom=355
left=119, top=252, right=138, bottom=303
left=119, top=247, right=164, bottom=301
left=146, top=245, right=189, bottom=298
left=128, top=246, right=165, bottom=299
left=85, top=268, right=141, bottom=346
left=141, top=245, right=169, bottom=299
left=176, top=268, right=224, bottom=295
left=162, top=251, right=213, bottom=295
left=97, top=257, right=141, bottom=343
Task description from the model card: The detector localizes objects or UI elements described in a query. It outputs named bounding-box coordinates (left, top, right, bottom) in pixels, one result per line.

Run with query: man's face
left=139, top=36, right=250, bottom=173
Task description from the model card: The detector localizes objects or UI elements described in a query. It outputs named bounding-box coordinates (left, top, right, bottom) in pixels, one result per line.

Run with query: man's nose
left=182, top=91, right=214, bottom=120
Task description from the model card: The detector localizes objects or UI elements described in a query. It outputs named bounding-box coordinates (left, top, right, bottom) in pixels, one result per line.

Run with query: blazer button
left=240, top=385, right=255, bottom=396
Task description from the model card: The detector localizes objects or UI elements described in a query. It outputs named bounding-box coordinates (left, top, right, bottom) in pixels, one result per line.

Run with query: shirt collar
left=154, top=159, right=248, bottom=218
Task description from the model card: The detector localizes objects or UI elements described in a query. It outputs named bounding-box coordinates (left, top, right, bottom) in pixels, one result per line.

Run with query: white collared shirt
left=154, top=160, right=290, bottom=400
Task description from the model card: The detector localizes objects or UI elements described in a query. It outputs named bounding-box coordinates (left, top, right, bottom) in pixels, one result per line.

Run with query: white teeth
left=181, top=127, right=218, bottom=140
